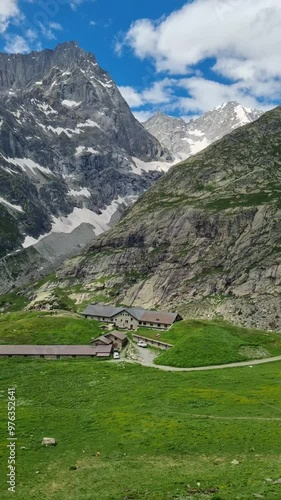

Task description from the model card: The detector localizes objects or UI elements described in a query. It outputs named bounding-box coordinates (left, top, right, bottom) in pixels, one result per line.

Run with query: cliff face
left=49, top=106, right=281, bottom=330
left=143, top=102, right=263, bottom=160
left=0, top=41, right=172, bottom=291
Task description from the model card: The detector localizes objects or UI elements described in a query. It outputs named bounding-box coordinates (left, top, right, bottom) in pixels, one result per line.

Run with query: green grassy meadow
left=0, top=312, right=102, bottom=345
left=137, top=320, right=281, bottom=368
left=1, top=312, right=281, bottom=369
left=1, top=359, right=281, bottom=499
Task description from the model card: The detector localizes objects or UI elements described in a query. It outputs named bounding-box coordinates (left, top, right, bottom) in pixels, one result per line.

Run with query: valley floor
left=1, top=312, right=281, bottom=498
left=1, top=359, right=281, bottom=499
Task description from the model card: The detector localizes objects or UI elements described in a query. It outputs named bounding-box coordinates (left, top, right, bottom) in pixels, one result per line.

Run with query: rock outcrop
left=144, top=102, right=263, bottom=160
left=52, top=106, right=281, bottom=330
left=0, top=41, right=172, bottom=291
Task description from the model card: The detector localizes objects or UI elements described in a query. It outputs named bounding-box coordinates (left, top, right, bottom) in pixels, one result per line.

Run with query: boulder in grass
left=42, top=438, right=57, bottom=447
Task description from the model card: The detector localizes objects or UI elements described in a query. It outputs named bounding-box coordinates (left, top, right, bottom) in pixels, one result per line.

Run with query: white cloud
left=118, top=86, right=144, bottom=107
left=49, top=22, right=63, bottom=31
left=133, top=110, right=154, bottom=122
left=70, top=0, right=89, bottom=10
left=173, top=77, right=270, bottom=114
left=38, top=21, right=63, bottom=40
left=0, top=0, right=20, bottom=33
left=89, top=20, right=96, bottom=27
left=119, top=79, right=175, bottom=109
left=119, top=75, right=272, bottom=121
left=142, top=79, right=174, bottom=104
left=122, top=0, right=281, bottom=75
left=4, top=34, right=30, bottom=53
left=120, top=0, right=281, bottom=110
left=26, top=28, right=37, bottom=42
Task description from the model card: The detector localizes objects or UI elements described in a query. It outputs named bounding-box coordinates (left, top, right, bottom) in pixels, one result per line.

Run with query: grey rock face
left=144, top=102, right=263, bottom=160
left=54, top=106, right=281, bottom=330
left=0, top=42, right=172, bottom=289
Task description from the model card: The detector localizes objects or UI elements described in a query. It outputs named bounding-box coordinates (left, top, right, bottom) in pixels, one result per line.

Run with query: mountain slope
left=144, top=102, right=263, bottom=160
left=50, top=106, right=281, bottom=331
left=0, top=41, right=172, bottom=290
left=0, top=41, right=171, bottom=255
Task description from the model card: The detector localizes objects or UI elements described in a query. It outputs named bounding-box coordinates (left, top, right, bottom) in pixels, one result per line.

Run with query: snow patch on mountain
left=36, top=102, right=57, bottom=115
left=75, top=146, right=100, bottom=155
left=0, top=196, right=23, bottom=212
left=62, top=99, right=81, bottom=108
left=182, top=136, right=210, bottom=155
left=144, top=102, right=263, bottom=161
left=69, top=187, right=91, bottom=198
left=3, top=157, right=54, bottom=177
left=51, top=199, right=123, bottom=236
left=131, top=157, right=173, bottom=175
left=22, top=196, right=127, bottom=248
left=47, top=126, right=82, bottom=137
left=76, top=119, right=101, bottom=129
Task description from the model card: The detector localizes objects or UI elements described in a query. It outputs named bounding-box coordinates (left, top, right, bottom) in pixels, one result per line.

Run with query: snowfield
left=22, top=196, right=127, bottom=248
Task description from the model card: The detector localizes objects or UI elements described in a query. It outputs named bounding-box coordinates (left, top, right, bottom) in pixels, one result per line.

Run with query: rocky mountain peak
left=0, top=42, right=172, bottom=291
left=144, top=101, right=264, bottom=160
left=0, top=40, right=99, bottom=93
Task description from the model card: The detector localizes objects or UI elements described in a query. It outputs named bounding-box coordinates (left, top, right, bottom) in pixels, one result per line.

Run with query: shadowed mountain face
left=54, top=106, right=281, bottom=331
left=144, top=102, right=263, bottom=160
left=0, top=41, right=172, bottom=289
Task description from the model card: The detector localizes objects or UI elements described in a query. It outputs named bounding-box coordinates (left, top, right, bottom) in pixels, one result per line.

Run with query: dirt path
left=121, top=344, right=281, bottom=372
left=162, top=412, right=281, bottom=421
left=133, top=344, right=158, bottom=364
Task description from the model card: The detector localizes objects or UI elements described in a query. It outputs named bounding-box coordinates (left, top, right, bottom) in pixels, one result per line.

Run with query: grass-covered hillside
left=137, top=320, right=281, bottom=368
left=1, top=359, right=281, bottom=499
left=1, top=311, right=281, bottom=369
left=0, top=273, right=116, bottom=316
left=0, top=311, right=102, bottom=345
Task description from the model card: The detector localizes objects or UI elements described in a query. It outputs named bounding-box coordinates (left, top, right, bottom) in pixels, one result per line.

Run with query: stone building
left=82, top=304, right=182, bottom=330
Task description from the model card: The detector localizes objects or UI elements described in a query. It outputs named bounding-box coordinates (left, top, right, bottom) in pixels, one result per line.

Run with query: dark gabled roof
left=0, top=345, right=112, bottom=356
left=104, top=331, right=128, bottom=341
left=139, top=310, right=179, bottom=325
left=95, top=343, right=112, bottom=355
left=126, top=307, right=144, bottom=320
left=91, top=335, right=112, bottom=345
left=110, top=308, right=141, bottom=321
left=82, top=304, right=180, bottom=325
left=82, top=304, right=123, bottom=318
left=95, top=345, right=113, bottom=355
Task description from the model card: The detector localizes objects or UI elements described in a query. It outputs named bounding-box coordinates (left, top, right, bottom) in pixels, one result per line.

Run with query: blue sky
left=1, top=0, right=281, bottom=121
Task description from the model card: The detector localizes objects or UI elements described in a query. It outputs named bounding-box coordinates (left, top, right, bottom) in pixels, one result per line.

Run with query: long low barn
left=0, top=344, right=112, bottom=358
